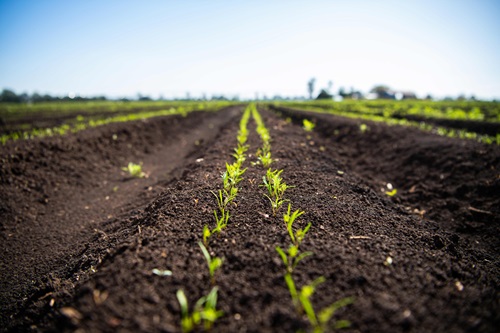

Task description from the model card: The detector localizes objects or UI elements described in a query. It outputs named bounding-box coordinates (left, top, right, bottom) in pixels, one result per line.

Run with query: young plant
left=233, top=144, right=248, bottom=166
left=176, top=287, right=224, bottom=333
left=261, top=168, right=293, bottom=216
left=199, top=242, right=223, bottom=285
left=255, top=143, right=273, bottom=168
left=359, top=123, right=369, bottom=133
left=122, top=162, right=145, bottom=178
left=202, top=225, right=211, bottom=246
left=223, top=162, right=246, bottom=193
left=276, top=244, right=313, bottom=274
left=283, top=203, right=311, bottom=248
left=281, top=274, right=354, bottom=333
left=212, top=208, right=230, bottom=235
left=303, top=119, right=315, bottom=132
left=212, top=190, right=229, bottom=212
left=299, top=277, right=354, bottom=332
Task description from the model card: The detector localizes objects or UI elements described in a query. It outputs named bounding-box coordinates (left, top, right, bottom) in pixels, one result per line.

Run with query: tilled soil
left=0, top=106, right=499, bottom=332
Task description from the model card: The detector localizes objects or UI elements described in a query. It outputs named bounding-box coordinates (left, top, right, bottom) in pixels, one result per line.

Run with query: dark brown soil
left=1, top=105, right=498, bottom=332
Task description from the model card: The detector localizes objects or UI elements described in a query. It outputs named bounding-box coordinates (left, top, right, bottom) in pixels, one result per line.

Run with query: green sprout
left=255, top=147, right=273, bottom=168
left=281, top=274, right=354, bottom=333
left=283, top=203, right=311, bottom=248
left=223, top=162, right=246, bottom=194
left=359, top=123, right=369, bottom=133
left=276, top=245, right=313, bottom=274
left=303, top=119, right=315, bottom=132
left=202, top=225, right=211, bottom=246
left=121, top=162, right=145, bottom=178
left=385, top=189, right=397, bottom=196
left=199, top=242, right=223, bottom=285
left=212, top=208, right=230, bottom=235
left=176, top=287, right=224, bottom=333
left=212, top=190, right=230, bottom=213
left=261, top=168, right=293, bottom=216
left=233, top=144, right=248, bottom=166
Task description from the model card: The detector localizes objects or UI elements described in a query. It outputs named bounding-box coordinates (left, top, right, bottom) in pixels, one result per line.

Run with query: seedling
left=281, top=274, right=354, bottom=333
left=202, top=225, right=211, bottom=246
left=212, top=190, right=229, bottom=212
left=256, top=147, right=273, bottom=168
left=276, top=245, right=313, bottom=274
left=223, top=162, right=246, bottom=193
left=122, top=162, right=145, bottom=178
left=199, top=242, right=223, bottom=285
left=212, top=209, right=230, bottom=234
left=303, top=119, right=315, bottom=132
left=261, top=169, right=293, bottom=216
left=176, top=287, right=224, bottom=333
left=385, top=189, right=397, bottom=196
left=283, top=203, right=311, bottom=247
left=359, top=123, right=369, bottom=133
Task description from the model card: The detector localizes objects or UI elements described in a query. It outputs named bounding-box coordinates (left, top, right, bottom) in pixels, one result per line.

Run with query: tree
left=316, top=89, right=333, bottom=100
left=338, top=87, right=347, bottom=98
left=0, top=89, right=21, bottom=103
left=307, top=78, right=316, bottom=100
left=370, top=85, right=393, bottom=99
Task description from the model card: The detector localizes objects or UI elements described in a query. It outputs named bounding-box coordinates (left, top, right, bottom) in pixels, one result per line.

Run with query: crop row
left=0, top=101, right=234, bottom=145
left=273, top=101, right=500, bottom=145
left=279, top=100, right=500, bottom=122
left=173, top=104, right=352, bottom=332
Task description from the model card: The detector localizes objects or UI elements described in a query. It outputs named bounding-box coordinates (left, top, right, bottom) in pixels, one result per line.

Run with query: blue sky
left=1, top=0, right=499, bottom=99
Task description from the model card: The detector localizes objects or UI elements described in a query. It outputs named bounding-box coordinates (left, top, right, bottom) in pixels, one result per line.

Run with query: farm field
left=0, top=102, right=499, bottom=332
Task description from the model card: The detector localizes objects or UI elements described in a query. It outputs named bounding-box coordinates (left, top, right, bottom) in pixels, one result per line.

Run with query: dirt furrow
left=0, top=106, right=242, bottom=330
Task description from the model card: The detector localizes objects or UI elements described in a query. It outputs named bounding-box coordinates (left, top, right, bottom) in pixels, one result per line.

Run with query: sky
left=1, top=0, right=499, bottom=100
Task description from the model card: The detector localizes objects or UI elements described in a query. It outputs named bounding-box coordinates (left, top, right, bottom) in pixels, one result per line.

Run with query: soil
left=0, top=105, right=499, bottom=333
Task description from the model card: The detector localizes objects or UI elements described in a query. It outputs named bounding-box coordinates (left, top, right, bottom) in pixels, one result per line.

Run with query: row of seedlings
left=174, top=105, right=253, bottom=332
left=252, top=106, right=354, bottom=332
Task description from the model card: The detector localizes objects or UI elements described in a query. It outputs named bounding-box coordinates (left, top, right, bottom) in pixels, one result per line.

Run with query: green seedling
left=176, top=287, right=224, bottom=333
left=233, top=144, right=248, bottom=165
left=122, top=162, right=145, bottom=178
left=276, top=245, right=313, bottom=274
left=303, top=119, right=315, bottom=131
left=385, top=189, right=397, bottom=196
left=202, top=225, right=211, bottom=246
left=223, top=162, right=246, bottom=192
left=282, top=274, right=354, bottom=333
left=283, top=203, right=311, bottom=247
left=212, top=209, right=230, bottom=234
left=299, top=277, right=354, bottom=332
left=261, top=168, right=293, bottom=216
left=199, top=242, right=223, bottom=285
left=256, top=148, right=273, bottom=168
left=359, top=123, right=369, bottom=133
left=212, top=190, right=229, bottom=212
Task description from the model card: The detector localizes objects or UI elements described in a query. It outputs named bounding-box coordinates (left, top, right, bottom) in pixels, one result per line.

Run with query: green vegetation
left=0, top=100, right=235, bottom=145
left=284, top=204, right=312, bottom=248
left=285, top=275, right=354, bottom=333
left=251, top=104, right=273, bottom=167
left=176, top=287, right=224, bottom=333
left=303, top=119, right=315, bottom=132
left=273, top=100, right=500, bottom=145
left=199, top=242, right=223, bottom=286
left=276, top=245, right=313, bottom=275
left=121, top=162, right=145, bottom=178
left=261, top=169, right=293, bottom=216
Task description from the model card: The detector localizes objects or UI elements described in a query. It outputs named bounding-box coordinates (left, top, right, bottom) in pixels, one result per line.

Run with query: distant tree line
left=306, top=78, right=482, bottom=101
left=0, top=89, right=108, bottom=103
left=0, top=89, right=246, bottom=103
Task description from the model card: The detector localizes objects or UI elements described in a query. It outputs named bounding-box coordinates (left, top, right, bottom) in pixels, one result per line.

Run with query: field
left=0, top=100, right=499, bottom=332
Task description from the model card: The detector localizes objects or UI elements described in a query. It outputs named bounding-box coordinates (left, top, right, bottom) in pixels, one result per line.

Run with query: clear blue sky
left=1, top=0, right=499, bottom=99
